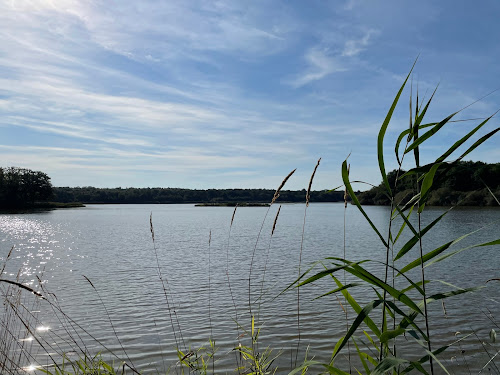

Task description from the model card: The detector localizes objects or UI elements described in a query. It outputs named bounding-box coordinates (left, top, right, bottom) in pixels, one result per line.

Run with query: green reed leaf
left=394, top=208, right=451, bottom=261
left=413, top=86, right=438, bottom=130
left=393, top=205, right=417, bottom=241
left=379, top=61, right=417, bottom=194
left=380, top=328, right=406, bottom=344
left=425, top=236, right=500, bottom=268
left=401, top=345, right=449, bottom=374
left=418, top=162, right=442, bottom=212
left=425, top=286, right=483, bottom=304
left=437, top=114, right=497, bottom=163
left=352, top=338, right=371, bottom=374
left=395, top=124, right=436, bottom=166
left=332, top=299, right=384, bottom=359
left=455, top=126, right=500, bottom=160
left=336, top=260, right=423, bottom=314
left=372, top=357, right=409, bottom=375
left=323, top=364, right=352, bottom=375
left=405, top=112, right=458, bottom=154
left=298, top=264, right=356, bottom=287
left=331, top=275, right=381, bottom=337
left=342, top=160, right=388, bottom=248
left=399, top=240, right=453, bottom=275
left=401, top=280, right=430, bottom=294
left=385, top=300, right=428, bottom=340
left=288, top=360, right=322, bottom=375
left=314, top=283, right=360, bottom=300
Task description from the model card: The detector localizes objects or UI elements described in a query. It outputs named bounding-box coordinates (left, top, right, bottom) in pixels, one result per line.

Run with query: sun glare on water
left=22, top=364, right=39, bottom=372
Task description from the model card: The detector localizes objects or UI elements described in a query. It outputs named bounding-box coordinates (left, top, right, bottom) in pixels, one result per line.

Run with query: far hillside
left=358, top=161, right=500, bottom=206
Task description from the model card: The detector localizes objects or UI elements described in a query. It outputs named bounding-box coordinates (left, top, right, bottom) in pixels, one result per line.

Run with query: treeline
left=358, top=161, right=500, bottom=206
left=5, top=161, right=498, bottom=208
left=53, top=186, right=345, bottom=204
left=0, top=167, right=53, bottom=208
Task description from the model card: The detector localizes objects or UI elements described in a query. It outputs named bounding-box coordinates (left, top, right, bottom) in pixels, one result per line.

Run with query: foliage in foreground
left=293, top=61, right=500, bottom=374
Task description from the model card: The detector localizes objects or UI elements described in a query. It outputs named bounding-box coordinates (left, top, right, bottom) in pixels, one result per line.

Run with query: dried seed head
left=271, top=205, right=282, bottom=236
left=149, top=212, right=155, bottom=242
left=306, top=158, right=321, bottom=207
left=272, top=168, right=296, bottom=204
left=0, top=245, right=14, bottom=275
left=230, top=204, right=238, bottom=227
left=344, top=163, right=350, bottom=208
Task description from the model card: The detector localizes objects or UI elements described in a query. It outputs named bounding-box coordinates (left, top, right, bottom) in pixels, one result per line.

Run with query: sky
left=1, top=0, right=499, bottom=190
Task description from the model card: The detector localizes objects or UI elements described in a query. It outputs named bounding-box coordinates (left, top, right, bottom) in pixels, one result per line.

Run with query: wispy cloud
left=287, top=27, right=378, bottom=87
left=288, top=48, right=347, bottom=87
left=0, top=0, right=499, bottom=189
left=342, top=29, right=378, bottom=57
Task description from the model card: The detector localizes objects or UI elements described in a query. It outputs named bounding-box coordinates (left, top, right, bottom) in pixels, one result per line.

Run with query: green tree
left=0, top=167, right=53, bottom=208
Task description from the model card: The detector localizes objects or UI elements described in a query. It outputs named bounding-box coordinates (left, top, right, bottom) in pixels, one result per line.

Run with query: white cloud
left=0, top=0, right=291, bottom=60
left=288, top=48, right=347, bottom=87
left=1, top=0, right=498, bottom=189
left=342, top=29, right=377, bottom=57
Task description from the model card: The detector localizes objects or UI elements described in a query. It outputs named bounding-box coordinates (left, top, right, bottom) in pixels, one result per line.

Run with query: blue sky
left=1, top=0, right=499, bottom=190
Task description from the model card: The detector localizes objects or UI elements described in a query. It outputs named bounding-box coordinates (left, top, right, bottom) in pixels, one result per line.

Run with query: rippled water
left=0, top=204, right=499, bottom=374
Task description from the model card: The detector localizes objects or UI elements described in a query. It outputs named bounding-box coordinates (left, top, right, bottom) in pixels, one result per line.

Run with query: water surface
left=0, top=204, right=498, bottom=373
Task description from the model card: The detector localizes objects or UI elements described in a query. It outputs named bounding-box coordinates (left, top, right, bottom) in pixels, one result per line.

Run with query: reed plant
left=291, top=61, right=500, bottom=374
left=1, top=61, right=499, bottom=375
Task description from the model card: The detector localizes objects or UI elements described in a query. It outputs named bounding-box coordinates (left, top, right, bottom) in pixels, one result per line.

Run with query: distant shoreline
left=0, top=202, right=85, bottom=213
left=194, top=202, right=270, bottom=207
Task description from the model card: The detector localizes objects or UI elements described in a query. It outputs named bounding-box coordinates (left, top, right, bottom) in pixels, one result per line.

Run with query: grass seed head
left=306, top=158, right=321, bottom=207
left=272, top=169, right=296, bottom=204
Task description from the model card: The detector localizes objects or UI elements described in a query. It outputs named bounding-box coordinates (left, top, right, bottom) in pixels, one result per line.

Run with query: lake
left=1, top=203, right=499, bottom=374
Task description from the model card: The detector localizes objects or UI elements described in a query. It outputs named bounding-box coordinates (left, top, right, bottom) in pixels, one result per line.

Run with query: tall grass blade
left=371, top=357, right=409, bottom=375
left=418, top=162, right=442, bottom=212
left=331, top=276, right=381, bottom=337
left=298, top=263, right=361, bottom=287
left=314, top=283, right=360, bottom=300
left=351, top=338, right=370, bottom=374
left=413, top=86, right=438, bottom=129
left=380, top=328, right=406, bottom=344
left=334, top=260, right=423, bottom=314
left=394, top=208, right=451, bottom=261
left=425, top=238, right=500, bottom=268
left=342, top=160, right=388, bottom=248
left=323, top=364, right=352, bottom=375
left=405, top=112, right=458, bottom=154
left=455, top=126, right=500, bottom=160
left=398, top=240, right=454, bottom=275
left=332, top=300, right=384, bottom=359
left=393, top=205, right=417, bottom=240
left=436, top=114, right=496, bottom=163
left=378, top=60, right=417, bottom=194
left=395, top=123, right=436, bottom=165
